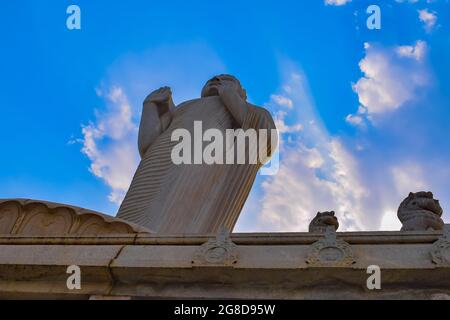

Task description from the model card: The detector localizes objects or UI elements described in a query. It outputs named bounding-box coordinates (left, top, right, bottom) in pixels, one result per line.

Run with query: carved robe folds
left=118, top=94, right=276, bottom=234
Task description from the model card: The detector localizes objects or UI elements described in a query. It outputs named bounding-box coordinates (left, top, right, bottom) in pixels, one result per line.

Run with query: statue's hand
left=216, top=80, right=248, bottom=126
left=144, top=86, right=172, bottom=106
left=217, top=81, right=242, bottom=101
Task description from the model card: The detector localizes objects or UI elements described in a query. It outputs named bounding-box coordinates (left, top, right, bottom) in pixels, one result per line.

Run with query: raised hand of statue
left=216, top=78, right=248, bottom=125
left=144, top=86, right=174, bottom=115
left=217, top=80, right=243, bottom=103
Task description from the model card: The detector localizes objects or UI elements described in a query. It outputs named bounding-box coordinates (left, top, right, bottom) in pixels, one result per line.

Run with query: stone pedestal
left=1, top=199, right=449, bottom=300
left=1, top=230, right=449, bottom=299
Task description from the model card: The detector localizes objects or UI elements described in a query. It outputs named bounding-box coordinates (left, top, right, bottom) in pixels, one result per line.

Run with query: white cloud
left=258, top=145, right=333, bottom=231
left=379, top=210, right=402, bottom=231
left=273, top=110, right=303, bottom=134
left=395, top=0, right=419, bottom=3
left=81, top=87, right=139, bottom=205
left=325, top=0, right=352, bottom=6
left=418, top=9, right=437, bottom=33
left=379, top=163, right=428, bottom=231
left=391, top=163, right=428, bottom=195
left=345, top=113, right=364, bottom=127
left=396, top=41, right=427, bottom=61
left=348, top=41, right=430, bottom=123
left=270, top=94, right=293, bottom=109
left=239, top=68, right=369, bottom=232
left=258, top=137, right=369, bottom=232
left=237, top=61, right=444, bottom=233
left=304, top=146, right=325, bottom=169
left=346, top=105, right=369, bottom=128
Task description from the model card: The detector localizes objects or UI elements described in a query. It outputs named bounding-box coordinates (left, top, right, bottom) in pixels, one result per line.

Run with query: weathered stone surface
left=0, top=244, right=123, bottom=298
left=117, top=75, right=277, bottom=234
left=1, top=230, right=448, bottom=299
left=192, top=229, right=238, bottom=267
left=398, top=191, right=444, bottom=231
left=306, top=227, right=355, bottom=267
left=309, top=211, right=339, bottom=233
left=431, top=225, right=450, bottom=266
left=0, top=199, right=150, bottom=236
left=89, top=295, right=131, bottom=300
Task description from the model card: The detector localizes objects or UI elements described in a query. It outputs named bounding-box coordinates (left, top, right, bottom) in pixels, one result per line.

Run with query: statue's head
left=201, top=74, right=247, bottom=100
left=309, top=211, right=339, bottom=233
left=397, top=191, right=444, bottom=231
left=398, top=191, right=443, bottom=218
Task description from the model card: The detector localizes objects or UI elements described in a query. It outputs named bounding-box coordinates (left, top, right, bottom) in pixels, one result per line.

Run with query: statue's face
left=313, top=212, right=339, bottom=229
left=403, top=193, right=443, bottom=217
left=201, top=75, right=247, bottom=99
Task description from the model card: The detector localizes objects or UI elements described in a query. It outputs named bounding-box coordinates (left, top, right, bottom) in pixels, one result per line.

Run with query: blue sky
left=1, top=0, right=449, bottom=231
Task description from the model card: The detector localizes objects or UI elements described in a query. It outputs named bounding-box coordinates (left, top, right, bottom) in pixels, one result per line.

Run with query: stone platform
left=0, top=199, right=449, bottom=299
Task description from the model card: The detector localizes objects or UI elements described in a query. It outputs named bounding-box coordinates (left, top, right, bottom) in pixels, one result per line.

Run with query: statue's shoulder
left=176, top=98, right=201, bottom=108
left=247, top=103, right=276, bottom=126
left=173, top=98, right=202, bottom=115
left=248, top=103, right=271, bottom=116
left=174, top=96, right=223, bottom=115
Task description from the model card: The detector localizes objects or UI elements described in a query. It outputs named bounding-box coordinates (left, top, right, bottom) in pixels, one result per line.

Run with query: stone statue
left=309, top=211, right=339, bottom=233
left=117, top=75, right=277, bottom=234
left=398, top=191, right=444, bottom=231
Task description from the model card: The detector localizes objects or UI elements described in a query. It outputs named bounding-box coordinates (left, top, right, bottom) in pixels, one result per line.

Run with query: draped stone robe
left=117, top=96, right=276, bottom=234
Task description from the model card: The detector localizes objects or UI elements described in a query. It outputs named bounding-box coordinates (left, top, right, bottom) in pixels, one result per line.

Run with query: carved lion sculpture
left=397, top=191, right=444, bottom=231
left=309, top=211, right=339, bottom=233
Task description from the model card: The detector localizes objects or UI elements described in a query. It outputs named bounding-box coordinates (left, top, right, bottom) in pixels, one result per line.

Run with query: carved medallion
left=192, top=229, right=238, bottom=267
left=431, top=225, right=450, bottom=266
left=306, top=227, right=355, bottom=267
